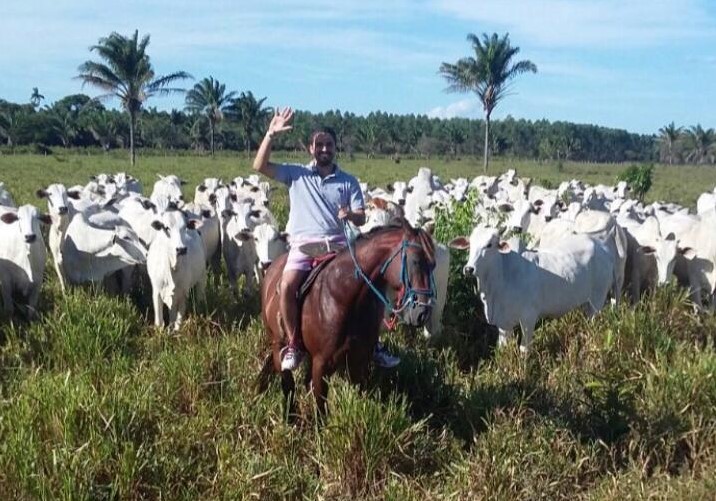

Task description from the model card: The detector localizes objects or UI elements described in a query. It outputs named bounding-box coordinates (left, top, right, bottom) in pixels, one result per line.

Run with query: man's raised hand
left=268, top=107, right=294, bottom=137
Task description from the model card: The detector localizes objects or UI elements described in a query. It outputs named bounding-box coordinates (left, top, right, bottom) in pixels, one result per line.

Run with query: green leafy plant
left=617, top=163, right=654, bottom=201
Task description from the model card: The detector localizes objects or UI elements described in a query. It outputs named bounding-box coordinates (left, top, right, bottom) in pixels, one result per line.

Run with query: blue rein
left=342, top=223, right=436, bottom=316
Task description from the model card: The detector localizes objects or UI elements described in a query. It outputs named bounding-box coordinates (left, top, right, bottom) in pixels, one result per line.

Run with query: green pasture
left=1, top=151, right=715, bottom=208
left=0, top=152, right=716, bottom=499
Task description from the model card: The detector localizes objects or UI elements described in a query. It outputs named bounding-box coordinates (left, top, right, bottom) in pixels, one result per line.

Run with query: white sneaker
left=373, top=342, right=400, bottom=368
left=280, top=346, right=305, bottom=371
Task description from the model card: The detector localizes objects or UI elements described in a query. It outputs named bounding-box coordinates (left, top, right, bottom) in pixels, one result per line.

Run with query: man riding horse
left=252, top=107, right=401, bottom=371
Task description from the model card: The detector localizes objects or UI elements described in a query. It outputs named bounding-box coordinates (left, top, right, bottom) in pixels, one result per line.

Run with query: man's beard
left=315, top=153, right=334, bottom=167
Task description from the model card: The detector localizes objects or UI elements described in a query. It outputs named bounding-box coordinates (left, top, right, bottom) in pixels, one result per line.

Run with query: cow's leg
left=54, top=257, right=67, bottom=294
left=172, top=294, right=186, bottom=331
left=26, top=284, right=41, bottom=320
left=498, top=328, right=512, bottom=348
left=0, top=280, right=13, bottom=317
left=152, top=290, right=165, bottom=328
left=519, top=314, right=538, bottom=354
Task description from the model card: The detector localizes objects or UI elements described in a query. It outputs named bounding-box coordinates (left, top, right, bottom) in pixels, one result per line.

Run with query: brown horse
left=256, top=218, right=436, bottom=416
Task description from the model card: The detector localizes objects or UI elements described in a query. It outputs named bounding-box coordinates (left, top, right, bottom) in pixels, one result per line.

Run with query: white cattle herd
left=0, top=167, right=714, bottom=352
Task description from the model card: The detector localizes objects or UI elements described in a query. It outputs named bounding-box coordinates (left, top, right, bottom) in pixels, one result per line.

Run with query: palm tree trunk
left=129, top=112, right=136, bottom=166
left=483, top=113, right=490, bottom=173
left=210, top=121, right=215, bottom=156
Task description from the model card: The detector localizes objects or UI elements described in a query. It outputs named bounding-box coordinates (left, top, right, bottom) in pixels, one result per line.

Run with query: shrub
left=617, top=163, right=653, bottom=201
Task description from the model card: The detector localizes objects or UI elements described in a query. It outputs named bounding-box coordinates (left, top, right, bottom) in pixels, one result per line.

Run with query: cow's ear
left=0, top=212, right=18, bottom=224
left=250, top=186, right=259, bottom=193
left=386, top=184, right=394, bottom=192
left=180, top=179, right=188, bottom=186
left=533, top=199, right=544, bottom=207
left=89, top=175, right=97, bottom=181
left=140, top=199, right=156, bottom=211
left=679, top=247, right=696, bottom=260
left=449, top=236, right=470, bottom=250
left=151, top=221, right=165, bottom=231
left=67, top=190, right=81, bottom=200
left=372, top=197, right=388, bottom=210
left=407, top=185, right=414, bottom=193
left=36, top=188, right=48, bottom=199
left=665, top=232, right=676, bottom=241
left=39, top=213, right=53, bottom=225
left=640, top=245, right=656, bottom=255
left=197, top=184, right=207, bottom=192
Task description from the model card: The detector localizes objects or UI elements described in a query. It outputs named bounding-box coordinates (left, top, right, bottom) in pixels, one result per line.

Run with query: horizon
left=2, top=0, right=716, bottom=136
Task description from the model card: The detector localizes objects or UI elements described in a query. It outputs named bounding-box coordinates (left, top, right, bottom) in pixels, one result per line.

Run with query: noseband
left=343, top=224, right=436, bottom=322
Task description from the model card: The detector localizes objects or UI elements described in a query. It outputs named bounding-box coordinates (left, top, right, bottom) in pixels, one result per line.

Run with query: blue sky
left=2, top=0, right=715, bottom=134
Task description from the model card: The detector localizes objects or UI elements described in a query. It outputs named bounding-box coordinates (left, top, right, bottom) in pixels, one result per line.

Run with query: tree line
left=0, top=30, right=712, bottom=167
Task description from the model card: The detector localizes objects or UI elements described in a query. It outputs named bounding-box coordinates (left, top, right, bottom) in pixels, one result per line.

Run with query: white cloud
left=431, top=0, right=715, bottom=48
left=427, top=98, right=480, bottom=119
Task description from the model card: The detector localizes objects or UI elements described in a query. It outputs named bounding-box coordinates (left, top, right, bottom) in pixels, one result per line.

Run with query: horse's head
left=381, top=218, right=436, bottom=327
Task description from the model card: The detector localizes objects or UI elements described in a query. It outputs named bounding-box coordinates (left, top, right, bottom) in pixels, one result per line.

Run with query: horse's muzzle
left=402, top=300, right=433, bottom=327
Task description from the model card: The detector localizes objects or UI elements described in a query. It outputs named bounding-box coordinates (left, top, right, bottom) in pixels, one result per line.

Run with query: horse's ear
left=422, top=221, right=435, bottom=235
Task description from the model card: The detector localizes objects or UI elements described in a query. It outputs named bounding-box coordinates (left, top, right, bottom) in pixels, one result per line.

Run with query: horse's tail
left=255, top=351, right=275, bottom=394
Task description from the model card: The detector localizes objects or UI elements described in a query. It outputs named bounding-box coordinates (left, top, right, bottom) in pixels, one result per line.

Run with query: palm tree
left=77, top=30, right=191, bottom=165
left=30, top=87, right=45, bottom=109
left=184, top=77, right=236, bottom=156
left=684, top=124, right=716, bottom=165
left=658, top=122, right=683, bottom=165
left=229, top=91, right=271, bottom=157
left=439, top=32, right=537, bottom=172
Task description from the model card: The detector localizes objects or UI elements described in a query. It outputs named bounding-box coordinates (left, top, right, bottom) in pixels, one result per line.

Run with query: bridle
left=343, top=223, right=436, bottom=328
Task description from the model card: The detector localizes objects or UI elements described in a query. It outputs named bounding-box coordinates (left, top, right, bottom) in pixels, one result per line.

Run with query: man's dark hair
left=310, top=126, right=337, bottom=145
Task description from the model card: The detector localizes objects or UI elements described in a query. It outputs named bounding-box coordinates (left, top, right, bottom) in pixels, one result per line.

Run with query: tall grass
left=0, top=154, right=715, bottom=497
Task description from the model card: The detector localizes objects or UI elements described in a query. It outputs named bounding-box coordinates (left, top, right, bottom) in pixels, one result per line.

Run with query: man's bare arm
left=252, top=107, right=294, bottom=179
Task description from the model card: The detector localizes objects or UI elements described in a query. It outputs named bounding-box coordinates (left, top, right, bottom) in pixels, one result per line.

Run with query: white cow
left=61, top=212, right=147, bottom=286
left=423, top=242, right=450, bottom=339
left=221, top=201, right=262, bottom=296
left=0, top=182, right=16, bottom=207
left=0, top=205, right=50, bottom=318
left=253, top=222, right=288, bottom=274
left=36, top=183, right=80, bottom=293
left=151, top=175, right=185, bottom=205
left=451, top=225, right=614, bottom=352
left=147, top=210, right=206, bottom=330
left=194, top=178, right=223, bottom=207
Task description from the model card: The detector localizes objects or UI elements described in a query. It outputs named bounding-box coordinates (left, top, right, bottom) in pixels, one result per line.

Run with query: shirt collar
left=309, top=161, right=340, bottom=178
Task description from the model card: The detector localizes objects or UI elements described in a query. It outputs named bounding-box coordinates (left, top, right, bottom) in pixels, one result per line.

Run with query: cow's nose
left=398, top=199, right=406, bottom=206
left=463, top=266, right=474, bottom=276
left=25, top=234, right=36, bottom=243
left=58, top=206, right=68, bottom=215
left=176, top=247, right=187, bottom=256
left=545, top=216, right=553, bottom=222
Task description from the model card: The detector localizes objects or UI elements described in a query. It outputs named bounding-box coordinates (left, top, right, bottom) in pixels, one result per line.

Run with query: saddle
left=298, top=251, right=339, bottom=301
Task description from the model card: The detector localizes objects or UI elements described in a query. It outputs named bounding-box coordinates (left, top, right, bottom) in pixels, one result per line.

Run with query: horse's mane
left=354, top=218, right=436, bottom=267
